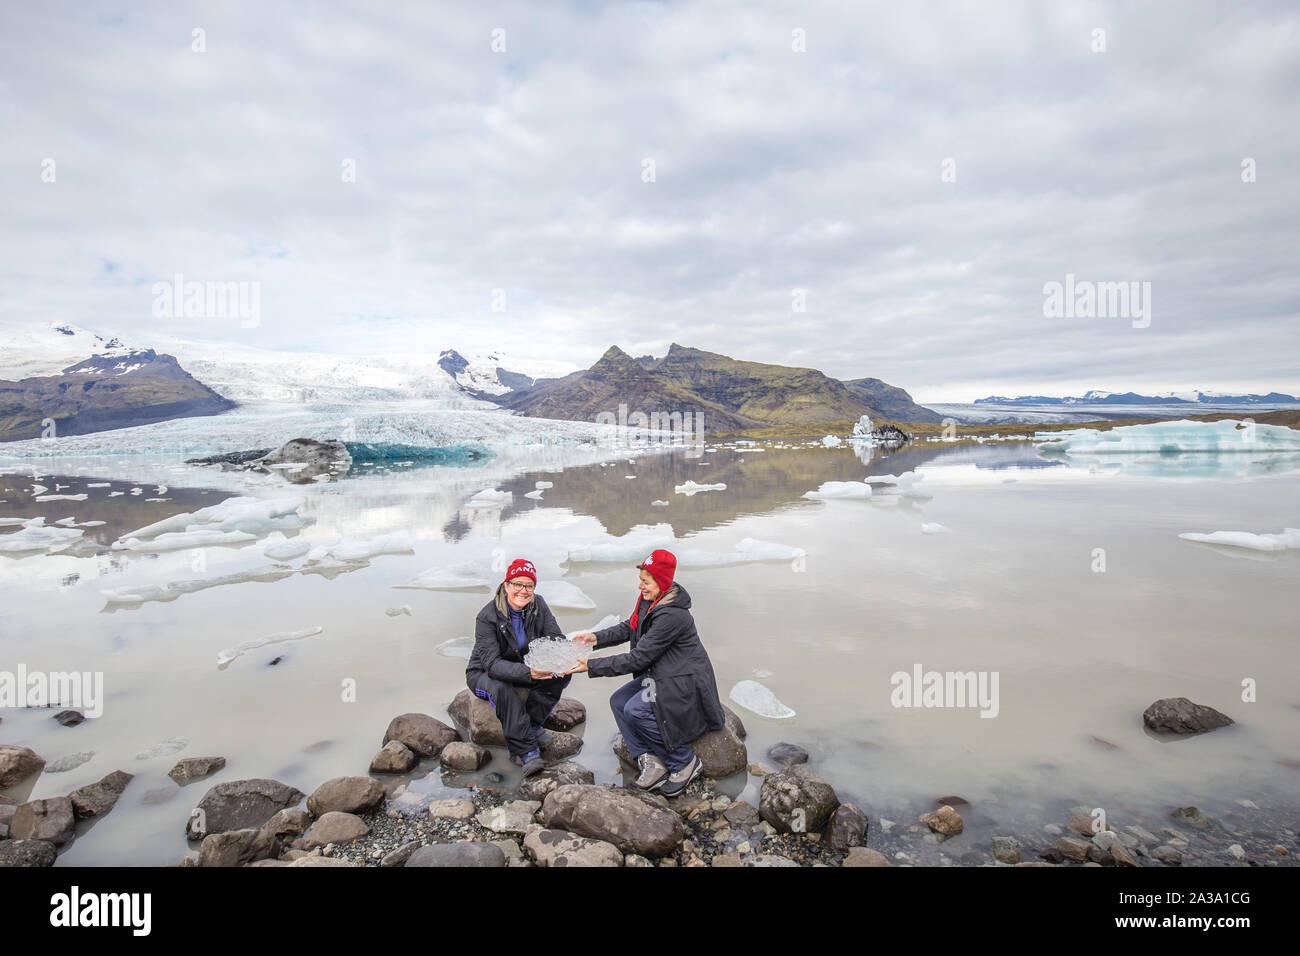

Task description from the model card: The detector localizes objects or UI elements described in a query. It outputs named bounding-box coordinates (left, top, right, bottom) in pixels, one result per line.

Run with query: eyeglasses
left=507, top=581, right=535, bottom=592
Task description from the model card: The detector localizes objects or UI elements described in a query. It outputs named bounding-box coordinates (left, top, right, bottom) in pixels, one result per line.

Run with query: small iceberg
left=217, top=626, right=324, bottom=668
left=318, top=531, right=414, bottom=562
left=465, top=488, right=512, bottom=509
left=1178, top=528, right=1300, bottom=552
left=536, top=579, right=596, bottom=610
left=395, top=565, right=492, bottom=591
left=674, top=481, right=727, bottom=496
left=437, top=636, right=474, bottom=659
left=135, top=735, right=190, bottom=760
left=729, top=680, right=795, bottom=719
left=921, top=522, right=949, bottom=534
left=264, top=538, right=312, bottom=561
left=821, top=435, right=843, bottom=447
left=803, top=481, right=872, bottom=500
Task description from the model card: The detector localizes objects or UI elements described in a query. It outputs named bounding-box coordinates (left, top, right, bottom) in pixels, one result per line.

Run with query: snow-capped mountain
left=0, top=322, right=135, bottom=380
left=437, top=348, right=572, bottom=396
left=976, top=389, right=1300, bottom=406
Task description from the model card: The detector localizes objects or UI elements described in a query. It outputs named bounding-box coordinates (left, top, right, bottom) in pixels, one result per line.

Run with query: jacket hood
left=493, top=581, right=538, bottom=619
left=644, top=582, right=690, bottom=613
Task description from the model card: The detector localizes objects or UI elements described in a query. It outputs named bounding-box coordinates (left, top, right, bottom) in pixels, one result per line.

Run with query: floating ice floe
left=35, top=493, right=88, bottom=502
left=1037, top=419, right=1300, bottom=455
left=0, top=520, right=85, bottom=554
left=675, top=538, right=806, bottom=567
left=849, top=415, right=874, bottom=442
left=564, top=530, right=674, bottom=563
left=116, top=529, right=257, bottom=552
left=803, top=480, right=872, bottom=500
left=821, top=435, right=843, bottom=448
left=0, top=516, right=33, bottom=526
left=86, top=482, right=111, bottom=488
left=385, top=605, right=412, bottom=617
left=437, top=636, right=474, bottom=659
left=524, top=638, right=589, bottom=674
left=863, top=472, right=929, bottom=498
left=217, top=626, right=324, bottom=667
left=314, top=531, right=414, bottom=562
left=264, top=538, right=312, bottom=561
left=135, top=735, right=190, bottom=760
left=674, top=481, right=727, bottom=496
left=651, top=500, right=669, bottom=507
left=535, top=481, right=553, bottom=489
left=729, top=680, right=795, bottom=719
left=921, top=523, right=949, bottom=534
left=101, top=566, right=296, bottom=606
left=536, top=579, right=596, bottom=610
left=1178, top=528, right=1300, bottom=552
left=465, top=488, right=512, bottom=508
left=524, top=489, right=544, bottom=500
left=117, top=496, right=308, bottom=544
left=394, top=565, right=492, bottom=591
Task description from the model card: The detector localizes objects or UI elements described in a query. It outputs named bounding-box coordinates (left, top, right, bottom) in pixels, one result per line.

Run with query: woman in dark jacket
left=466, top=557, right=570, bottom=776
left=570, top=548, right=725, bottom=796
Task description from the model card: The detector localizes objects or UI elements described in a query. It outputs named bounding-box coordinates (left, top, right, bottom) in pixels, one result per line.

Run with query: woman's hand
left=529, top=667, right=553, bottom=680
left=571, top=632, right=598, bottom=646
left=564, top=658, right=588, bottom=675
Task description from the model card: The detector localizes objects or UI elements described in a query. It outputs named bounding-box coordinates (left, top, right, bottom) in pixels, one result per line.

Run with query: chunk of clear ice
left=524, top=638, right=589, bottom=674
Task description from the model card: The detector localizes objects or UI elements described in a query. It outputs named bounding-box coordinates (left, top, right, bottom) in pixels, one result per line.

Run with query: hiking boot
left=511, top=749, right=546, bottom=777
left=532, top=726, right=555, bottom=750
left=659, top=754, right=702, bottom=797
left=633, top=753, right=668, bottom=792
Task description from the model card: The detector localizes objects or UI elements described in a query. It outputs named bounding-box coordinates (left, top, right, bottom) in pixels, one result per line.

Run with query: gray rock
left=53, top=710, right=85, bottom=726
left=746, top=854, right=800, bottom=867
left=369, top=740, right=416, bottom=773
left=1143, top=697, right=1234, bottom=735
left=382, top=712, right=459, bottom=757
left=285, top=855, right=358, bottom=866
left=9, top=797, right=76, bottom=845
left=991, top=836, right=1022, bottom=864
left=766, top=742, right=809, bottom=768
left=69, top=770, right=133, bottom=818
left=448, top=690, right=512, bottom=747
left=759, top=765, right=839, bottom=834
left=306, top=776, right=384, bottom=816
left=543, top=698, right=587, bottom=731
left=1125, top=824, right=1159, bottom=845
left=1228, top=844, right=1246, bottom=861
left=406, top=843, right=506, bottom=867
left=541, top=784, right=685, bottom=857
left=689, top=706, right=748, bottom=778
left=44, top=751, right=95, bottom=773
left=826, top=803, right=868, bottom=850
left=303, top=811, right=369, bottom=849
left=0, top=839, right=58, bottom=867
left=168, top=756, right=226, bottom=785
left=258, top=807, right=313, bottom=843
left=722, top=801, right=762, bottom=830
left=492, top=839, right=527, bottom=866
left=427, top=798, right=477, bottom=820
left=524, top=828, right=623, bottom=867
left=518, top=761, right=595, bottom=801
left=1054, top=837, right=1091, bottom=862
left=0, top=745, right=45, bottom=787
left=1092, top=830, right=1120, bottom=853
left=440, top=741, right=491, bottom=771
left=188, top=778, right=305, bottom=838
left=540, top=731, right=583, bottom=761
left=1170, top=806, right=1210, bottom=830
left=381, top=841, right=420, bottom=867
left=197, top=827, right=278, bottom=867
left=254, top=438, right=351, bottom=484
left=1153, top=844, right=1183, bottom=865
left=476, top=800, right=542, bottom=836
left=843, top=846, right=892, bottom=867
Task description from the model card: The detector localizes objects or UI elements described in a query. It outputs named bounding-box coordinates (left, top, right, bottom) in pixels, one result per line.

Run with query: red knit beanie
left=630, top=549, right=675, bottom=629
left=505, top=558, right=537, bottom=584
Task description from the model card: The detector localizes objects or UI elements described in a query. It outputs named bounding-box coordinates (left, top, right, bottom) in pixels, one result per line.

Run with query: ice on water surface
left=674, top=481, right=726, bottom=496
left=216, top=626, right=324, bottom=667
left=1179, top=528, right=1300, bottom=552
left=524, top=638, right=589, bottom=674
left=135, top=736, right=190, bottom=760
left=437, top=636, right=474, bottom=659
left=395, top=564, right=492, bottom=591
left=803, top=480, right=872, bottom=500
left=536, top=579, right=596, bottom=610
left=729, top=680, right=795, bottom=719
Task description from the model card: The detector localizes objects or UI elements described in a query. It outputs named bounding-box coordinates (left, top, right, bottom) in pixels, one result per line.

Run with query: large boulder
left=541, top=784, right=686, bottom=858
left=544, top=698, right=587, bottom=731
left=406, top=843, right=506, bottom=867
left=306, top=776, right=384, bottom=816
left=540, top=732, right=583, bottom=761
left=255, top=438, right=351, bottom=484
left=9, top=797, right=76, bottom=845
left=383, top=713, right=459, bottom=757
left=440, top=741, right=491, bottom=771
left=197, top=827, right=278, bottom=867
left=0, top=839, right=58, bottom=867
left=826, top=802, right=868, bottom=850
left=524, top=828, right=623, bottom=867
left=188, top=778, right=305, bottom=839
left=369, top=740, right=416, bottom=773
left=258, top=807, right=313, bottom=843
left=1142, top=698, right=1234, bottom=735
left=0, top=745, right=45, bottom=787
left=518, top=761, right=595, bottom=802
left=302, top=811, right=369, bottom=849
left=448, top=690, right=510, bottom=747
left=476, top=800, right=542, bottom=836
left=759, top=765, right=839, bottom=834
left=69, top=770, right=134, bottom=819
left=613, top=707, right=748, bottom=779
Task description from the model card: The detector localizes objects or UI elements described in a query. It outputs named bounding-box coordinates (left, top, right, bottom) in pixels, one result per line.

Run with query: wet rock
left=746, top=854, right=799, bottom=867
left=518, top=761, right=595, bottom=801
left=843, top=847, right=892, bottom=867
left=381, top=841, right=420, bottom=867
left=690, top=706, right=748, bottom=778
left=406, top=843, right=506, bottom=867
left=439, top=741, right=491, bottom=771
left=766, top=742, right=809, bottom=768
left=10, top=797, right=75, bottom=845
left=1170, top=806, right=1210, bottom=830
left=168, top=756, right=226, bottom=785
left=934, top=795, right=970, bottom=808
left=1111, top=843, right=1139, bottom=867
left=254, top=438, right=351, bottom=484
left=69, top=770, right=133, bottom=818
left=1143, top=697, right=1234, bottom=735
left=306, top=776, right=384, bottom=816
left=286, top=855, right=357, bottom=867
left=540, top=731, right=583, bottom=761
left=383, top=713, right=459, bottom=757
left=477, top=799, right=542, bottom=836
left=543, top=698, right=587, bottom=732
left=759, top=765, right=839, bottom=834
left=44, top=751, right=95, bottom=774
left=991, top=836, right=1022, bottom=864
left=53, top=710, right=85, bottom=727
left=258, top=807, right=312, bottom=843
left=524, top=828, right=623, bottom=867
left=1054, top=837, right=1091, bottom=862
left=0, top=745, right=46, bottom=787
left=1125, top=825, right=1159, bottom=845
left=1153, top=845, right=1183, bottom=866
left=1092, top=830, right=1120, bottom=853
left=1086, top=843, right=1112, bottom=864
left=1068, top=813, right=1100, bottom=837
left=711, top=853, right=744, bottom=867
left=0, top=839, right=57, bottom=867
left=1227, top=844, right=1246, bottom=861
left=492, top=839, right=527, bottom=866
left=919, top=805, right=964, bottom=837
left=189, top=778, right=305, bottom=838
left=369, top=740, right=416, bottom=774
left=427, top=798, right=477, bottom=820
left=448, top=690, right=511, bottom=747
left=541, top=785, right=685, bottom=858
left=197, top=827, right=277, bottom=867
left=303, top=811, right=369, bottom=849
left=826, top=803, right=868, bottom=850
left=722, top=801, right=762, bottom=830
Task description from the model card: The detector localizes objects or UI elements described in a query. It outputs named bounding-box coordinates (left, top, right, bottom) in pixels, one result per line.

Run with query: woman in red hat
left=569, top=548, right=725, bottom=796
left=466, top=557, right=570, bottom=777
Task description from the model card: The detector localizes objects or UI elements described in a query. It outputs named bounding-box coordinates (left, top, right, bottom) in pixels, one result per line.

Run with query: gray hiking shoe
left=633, top=753, right=668, bottom=792
left=532, top=726, right=555, bottom=750
left=659, top=754, right=702, bottom=797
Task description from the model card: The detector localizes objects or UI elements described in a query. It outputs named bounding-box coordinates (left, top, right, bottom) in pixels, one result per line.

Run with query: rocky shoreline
left=1, top=694, right=1296, bottom=867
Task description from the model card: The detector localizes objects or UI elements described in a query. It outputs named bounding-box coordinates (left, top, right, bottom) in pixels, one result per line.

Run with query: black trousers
left=470, top=672, right=571, bottom=758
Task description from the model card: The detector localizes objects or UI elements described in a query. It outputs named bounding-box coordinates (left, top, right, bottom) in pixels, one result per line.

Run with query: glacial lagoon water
left=2, top=436, right=1298, bottom=865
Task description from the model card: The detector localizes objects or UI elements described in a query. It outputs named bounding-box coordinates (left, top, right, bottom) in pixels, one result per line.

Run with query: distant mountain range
left=974, top=389, right=1300, bottom=406
left=0, top=348, right=235, bottom=441
left=492, top=343, right=942, bottom=431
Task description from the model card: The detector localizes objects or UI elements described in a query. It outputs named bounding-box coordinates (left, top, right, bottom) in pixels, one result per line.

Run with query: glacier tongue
left=1036, top=419, right=1300, bottom=454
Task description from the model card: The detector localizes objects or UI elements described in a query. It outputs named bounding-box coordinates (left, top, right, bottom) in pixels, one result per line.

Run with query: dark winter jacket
left=587, top=583, right=726, bottom=752
left=467, top=584, right=566, bottom=687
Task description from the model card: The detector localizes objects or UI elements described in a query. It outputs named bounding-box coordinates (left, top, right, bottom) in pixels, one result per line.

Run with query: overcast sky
left=2, top=1, right=1297, bottom=402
